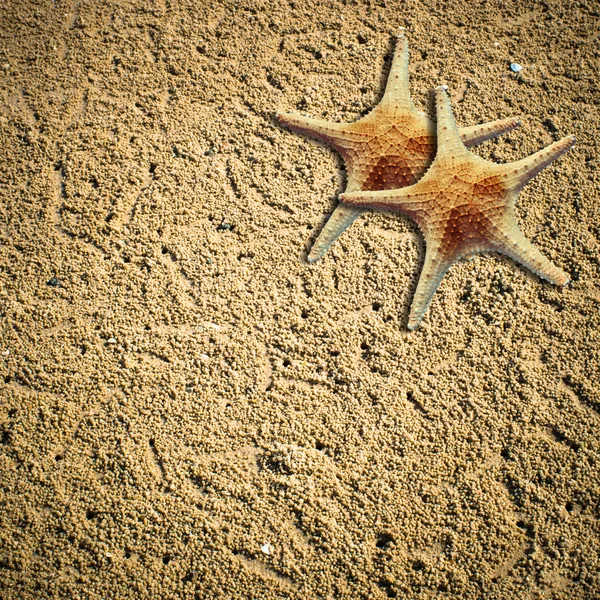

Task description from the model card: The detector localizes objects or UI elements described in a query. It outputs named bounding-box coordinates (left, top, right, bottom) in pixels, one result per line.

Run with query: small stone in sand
left=261, top=543, right=272, bottom=555
left=510, top=63, right=523, bottom=73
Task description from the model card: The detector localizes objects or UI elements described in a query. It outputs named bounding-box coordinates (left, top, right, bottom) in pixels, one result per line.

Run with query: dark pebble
left=543, top=118, right=559, bottom=134
left=217, top=222, right=232, bottom=231
left=47, top=277, right=61, bottom=287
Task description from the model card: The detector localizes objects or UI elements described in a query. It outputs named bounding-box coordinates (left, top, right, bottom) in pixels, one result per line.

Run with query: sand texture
left=1, top=0, right=599, bottom=598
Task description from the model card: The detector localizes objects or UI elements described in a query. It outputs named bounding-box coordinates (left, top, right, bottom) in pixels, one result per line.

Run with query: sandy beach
left=1, top=0, right=599, bottom=598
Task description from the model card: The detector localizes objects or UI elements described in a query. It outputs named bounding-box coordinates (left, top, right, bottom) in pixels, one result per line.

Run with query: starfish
left=276, top=33, right=520, bottom=263
left=340, top=87, right=575, bottom=330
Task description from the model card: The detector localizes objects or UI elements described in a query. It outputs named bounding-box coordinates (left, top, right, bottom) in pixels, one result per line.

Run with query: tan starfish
left=276, top=33, right=520, bottom=263
left=341, top=87, right=575, bottom=330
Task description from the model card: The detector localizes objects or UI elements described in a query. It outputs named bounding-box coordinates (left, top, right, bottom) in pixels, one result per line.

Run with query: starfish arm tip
left=490, top=116, right=521, bottom=132
left=500, top=229, right=572, bottom=289
left=538, top=266, right=569, bottom=287
left=274, top=110, right=292, bottom=125
left=276, top=110, right=302, bottom=124
left=406, top=318, right=421, bottom=331
left=551, top=269, right=570, bottom=286
left=460, top=115, right=522, bottom=146
left=505, top=116, right=521, bottom=131
left=505, top=134, right=576, bottom=189
left=380, top=32, right=417, bottom=110
left=306, top=204, right=365, bottom=262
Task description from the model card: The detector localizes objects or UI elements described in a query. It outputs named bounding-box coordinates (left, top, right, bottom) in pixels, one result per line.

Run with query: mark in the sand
left=51, top=160, right=107, bottom=257
left=376, top=577, right=398, bottom=598
left=8, top=89, right=40, bottom=133
left=375, top=532, right=395, bottom=550
left=489, top=481, right=537, bottom=583
left=67, top=88, right=88, bottom=128
left=224, top=159, right=242, bottom=200
left=490, top=537, right=531, bottom=583
left=65, top=0, right=81, bottom=30
left=63, top=387, right=119, bottom=455
left=406, top=390, right=432, bottom=421
left=188, top=445, right=261, bottom=497
left=141, top=350, right=171, bottom=365
left=147, top=437, right=167, bottom=485
left=542, top=426, right=581, bottom=453
left=3, top=378, right=58, bottom=398
left=233, top=553, right=298, bottom=591
left=562, top=375, right=600, bottom=416
left=157, top=243, right=198, bottom=310
left=120, top=163, right=155, bottom=228
left=255, top=339, right=274, bottom=393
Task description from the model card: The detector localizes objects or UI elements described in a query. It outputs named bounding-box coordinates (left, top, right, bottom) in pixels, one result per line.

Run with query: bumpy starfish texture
left=276, top=33, right=520, bottom=263
left=341, top=87, right=575, bottom=330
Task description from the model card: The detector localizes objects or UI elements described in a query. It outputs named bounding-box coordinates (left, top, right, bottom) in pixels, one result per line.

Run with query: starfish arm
left=307, top=204, right=365, bottom=263
left=499, top=135, right=576, bottom=192
left=380, top=32, right=417, bottom=111
left=493, top=217, right=570, bottom=285
left=459, top=116, right=521, bottom=147
left=408, top=243, right=454, bottom=330
left=434, top=87, right=471, bottom=159
left=340, top=187, right=426, bottom=212
left=275, top=111, right=351, bottom=147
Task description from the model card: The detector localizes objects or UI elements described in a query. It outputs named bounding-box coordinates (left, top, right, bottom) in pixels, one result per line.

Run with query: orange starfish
left=341, top=87, right=575, bottom=330
left=276, top=33, right=520, bottom=263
